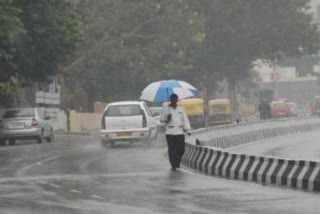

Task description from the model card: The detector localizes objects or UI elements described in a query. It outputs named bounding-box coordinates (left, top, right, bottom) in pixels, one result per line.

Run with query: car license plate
left=116, top=132, right=132, bottom=137
left=9, top=123, right=24, bottom=129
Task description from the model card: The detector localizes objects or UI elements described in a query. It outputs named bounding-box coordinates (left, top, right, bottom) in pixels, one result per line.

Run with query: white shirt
left=160, top=106, right=191, bottom=135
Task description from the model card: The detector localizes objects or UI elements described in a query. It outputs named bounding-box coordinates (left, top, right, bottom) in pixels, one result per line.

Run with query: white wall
left=45, top=108, right=67, bottom=131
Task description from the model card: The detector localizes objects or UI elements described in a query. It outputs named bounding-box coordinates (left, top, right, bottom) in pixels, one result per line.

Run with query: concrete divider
left=182, top=144, right=320, bottom=192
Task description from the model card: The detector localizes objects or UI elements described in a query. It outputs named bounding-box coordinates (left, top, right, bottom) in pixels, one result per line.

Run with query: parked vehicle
left=271, top=100, right=291, bottom=118
left=0, top=108, right=54, bottom=145
left=149, top=106, right=162, bottom=121
left=100, top=101, right=158, bottom=147
left=308, top=96, right=320, bottom=116
left=163, top=98, right=205, bottom=129
left=149, top=106, right=164, bottom=132
left=287, top=102, right=298, bottom=117
left=178, top=98, right=205, bottom=129
left=208, top=99, right=232, bottom=126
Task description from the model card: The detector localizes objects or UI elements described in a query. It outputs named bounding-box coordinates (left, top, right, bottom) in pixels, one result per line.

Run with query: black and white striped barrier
left=182, top=144, right=320, bottom=192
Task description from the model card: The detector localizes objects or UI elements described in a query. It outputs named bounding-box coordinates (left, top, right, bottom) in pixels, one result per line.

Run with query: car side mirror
left=45, top=116, right=51, bottom=120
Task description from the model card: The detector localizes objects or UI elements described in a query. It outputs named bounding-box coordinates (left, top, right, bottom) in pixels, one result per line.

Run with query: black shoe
left=171, top=167, right=176, bottom=171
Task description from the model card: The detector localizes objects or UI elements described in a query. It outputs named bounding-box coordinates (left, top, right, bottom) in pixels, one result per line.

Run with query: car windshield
left=3, top=109, right=35, bottom=118
left=212, top=104, right=226, bottom=112
left=150, top=107, right=162, bottom=115
left=105, top=105, right=141, bottom=117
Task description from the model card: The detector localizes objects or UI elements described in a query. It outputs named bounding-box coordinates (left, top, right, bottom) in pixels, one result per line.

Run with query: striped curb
left=182, top=144, right=320, bottom=192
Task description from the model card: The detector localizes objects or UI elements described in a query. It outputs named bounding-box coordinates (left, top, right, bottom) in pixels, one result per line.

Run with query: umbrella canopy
left=140, top=79, right=197, bottom=102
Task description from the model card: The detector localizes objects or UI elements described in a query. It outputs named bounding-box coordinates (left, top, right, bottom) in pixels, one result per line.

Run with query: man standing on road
left=258, top=99, right=271, bottom=120
left=160, top=93, right=191, bottom=171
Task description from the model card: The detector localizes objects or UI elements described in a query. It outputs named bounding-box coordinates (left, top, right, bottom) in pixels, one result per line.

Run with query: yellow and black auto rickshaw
left=163, top=98, right=205, bottom=129
left=208, top=99, right=232, bottom=126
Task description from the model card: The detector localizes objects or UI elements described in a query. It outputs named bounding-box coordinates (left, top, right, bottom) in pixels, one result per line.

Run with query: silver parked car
left=0, top=108, right=54, bottom=145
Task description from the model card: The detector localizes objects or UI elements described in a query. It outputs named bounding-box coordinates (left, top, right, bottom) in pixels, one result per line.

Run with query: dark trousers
left=166, top=134, right=185, bottom=168
left=260, top=112, right=271, bottom=120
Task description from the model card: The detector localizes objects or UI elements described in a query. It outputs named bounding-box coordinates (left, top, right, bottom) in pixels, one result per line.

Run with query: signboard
left=36, top=91, right=60, bottom=105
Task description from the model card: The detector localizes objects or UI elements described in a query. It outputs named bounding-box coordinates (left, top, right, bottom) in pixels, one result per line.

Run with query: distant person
left=65, top=108, right=71, bottom=131
left=315, top=101, right=320, bottom=115
left=258, top=99, right=271, bottom=120
left=160, top=93, right=191, bottom=171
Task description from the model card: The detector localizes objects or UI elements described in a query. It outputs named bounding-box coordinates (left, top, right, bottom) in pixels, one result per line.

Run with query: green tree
left=189, top=0, right=320, bottom=94
left=0, top=0, right=23, bottom=107
left=0, top=0, right=82, bottom=107
left=13, top=0, right=82, bottom=82
left=66, top=0, right=204, bottom=105
left=64, top=0, right=320, bottom=110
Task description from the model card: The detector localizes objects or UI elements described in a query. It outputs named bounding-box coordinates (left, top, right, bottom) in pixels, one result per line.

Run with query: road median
left=182, top=117, right=320, bottom=192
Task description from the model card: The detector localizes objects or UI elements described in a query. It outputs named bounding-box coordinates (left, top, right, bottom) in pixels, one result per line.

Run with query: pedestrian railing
left=186, top=117, right=320, bottom=149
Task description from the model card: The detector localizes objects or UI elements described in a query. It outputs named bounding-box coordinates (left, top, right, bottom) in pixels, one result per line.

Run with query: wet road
left=0, top=134, right=319, bottom=214
left=228, top=130, right=320, bottom=161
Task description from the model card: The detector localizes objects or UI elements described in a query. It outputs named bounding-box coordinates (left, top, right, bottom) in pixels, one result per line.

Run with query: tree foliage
left=66, top=0, right=204, bottom=103
left=13, top=0, right=82, bottom=82
left=2, top=0, right=320, bottom=108
left=66, top=0, right=320, bottom=104
left=0, top=0, right=23, bottom=107
left=0, top=0, right=23, bottom=82
left=190, top=0, right=320, bottom=88
left=0, top=0, right=82, bottom=107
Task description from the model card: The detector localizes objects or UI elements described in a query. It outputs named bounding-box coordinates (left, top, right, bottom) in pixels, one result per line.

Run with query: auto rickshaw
left=208, top=99, right=232, bottom=126
left=163, top=98, right=205, bottom=129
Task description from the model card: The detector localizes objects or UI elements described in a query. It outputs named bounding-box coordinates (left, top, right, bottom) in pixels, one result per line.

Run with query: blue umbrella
left=140, top=79, right=197, bottom=102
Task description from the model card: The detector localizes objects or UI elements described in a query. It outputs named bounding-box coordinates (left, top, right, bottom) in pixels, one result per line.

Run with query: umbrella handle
left=167, top=88, right=170, bottom=114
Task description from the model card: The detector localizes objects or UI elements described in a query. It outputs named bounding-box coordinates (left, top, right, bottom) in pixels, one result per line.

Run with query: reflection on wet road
left=0, top=134, right=319, bottom=214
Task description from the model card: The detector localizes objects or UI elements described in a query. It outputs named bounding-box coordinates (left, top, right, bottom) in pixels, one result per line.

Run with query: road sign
left=36, top=91, right=60, bottom=105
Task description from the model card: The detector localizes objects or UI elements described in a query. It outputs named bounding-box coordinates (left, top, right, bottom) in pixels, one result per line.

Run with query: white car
left=100, top=101, right=158, bottom=147
left=149, top=106, right=165, bottom=132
